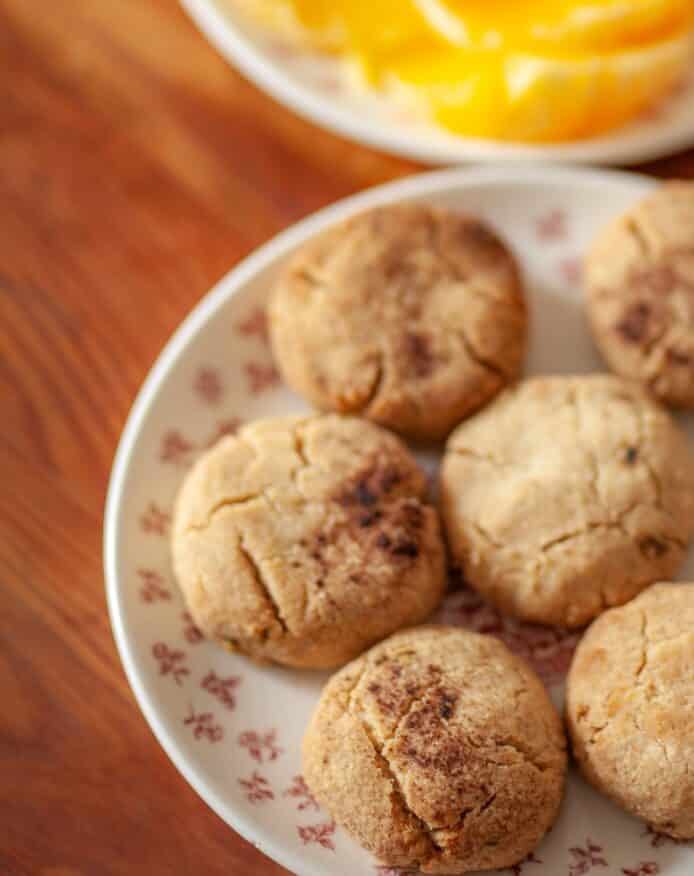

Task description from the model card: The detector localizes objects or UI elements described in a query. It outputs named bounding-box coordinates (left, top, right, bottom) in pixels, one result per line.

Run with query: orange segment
left=385, top=32, right=692, bottom=141
left=243, top=0, right=448, bottom=53
left=253, top=0, right=694, bottom=52
left=240, top=0, right=694, bottom=143
left=427, top=0, right=694, bottom=50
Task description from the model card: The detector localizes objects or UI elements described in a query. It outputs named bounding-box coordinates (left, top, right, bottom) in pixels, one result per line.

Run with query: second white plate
left=180, top=0, right=694, bottom=166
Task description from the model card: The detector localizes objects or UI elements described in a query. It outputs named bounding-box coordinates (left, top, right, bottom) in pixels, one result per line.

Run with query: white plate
left=178, top=0, right=694, bottom=166
left=105, top=165, right=694, bottom=876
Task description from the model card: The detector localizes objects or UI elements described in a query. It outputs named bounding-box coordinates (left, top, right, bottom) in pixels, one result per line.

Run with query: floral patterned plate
left=104, top=165, right=694, bottom=876
left=178, top=0, right=694, bottom=166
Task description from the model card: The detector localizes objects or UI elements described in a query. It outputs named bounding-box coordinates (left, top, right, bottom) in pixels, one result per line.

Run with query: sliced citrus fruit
left=245, top=0, right=694, bottom=53
left=238, top=0, right=452, bottom=54
left=383, top=30, right=692, bottom=141
left=423, top=0, right=694, bottom=51
left=237, top=0, right=693, bottom=143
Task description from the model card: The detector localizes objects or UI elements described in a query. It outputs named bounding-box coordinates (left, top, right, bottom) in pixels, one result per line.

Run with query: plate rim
left=178, top=0, right=694, bottom=166
left=104, top=163, right=657, bottom=876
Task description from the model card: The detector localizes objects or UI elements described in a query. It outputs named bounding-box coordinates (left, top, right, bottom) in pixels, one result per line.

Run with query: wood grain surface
left=1, top=1, right=693, bottom=874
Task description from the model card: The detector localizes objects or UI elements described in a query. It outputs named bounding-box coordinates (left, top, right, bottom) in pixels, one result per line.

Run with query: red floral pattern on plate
left=313, top=67, right=342, bottom=95
left=623, top=864, right=659, bottom=876
left=436, top=584, right=580, bottom=687
left=239, top=770, right=274, bottom=804
left=244, top=361, right=280, bottom=395
left=160, top=430, right=195, bottom=466
left=205, top=418, right=243, bottom=448
left=201, top=670, right=241, bottom=711
left=194, top=367, right=224, bottom=404
left=138, top=569, right=171, bottom=603
left=298, top=821, right=336, bottom=851
left=507, top=851, right=543, bottom=874
left=139, top=502, right=170, bottom=535
left=159, top=419, right=245, bottom=460
left=236, top=307, right=270, bottom=345
left=642, top=826, right=688, bottom=848
left=283, top=775, right=320, bottom=811
left=536, top=209, right=567, bottom=242
left=152, top=643, right=189, bottom=685
left=183, top=708, right=223, bottom=742
left=560, top=256, right=583, bottom=288
left=182, top=612, right=204, bottom=644
left=569, top=839, right=608, bottom=875
left=266, top=37, right=296, bottom=61
left=238, top=729, right=283, bottom=763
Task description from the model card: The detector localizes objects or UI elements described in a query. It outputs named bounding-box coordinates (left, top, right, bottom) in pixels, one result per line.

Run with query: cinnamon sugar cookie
left=171, top=414, right=446, bottom=668
left=303, top=626, right=566, bottom=873
left=269, top=204, right=527, bottom=441
left=587, top=182, right=694, bottom=407
left=440, top=375, right=694, bottom=627
left=567, top=583, right=694, bottom=839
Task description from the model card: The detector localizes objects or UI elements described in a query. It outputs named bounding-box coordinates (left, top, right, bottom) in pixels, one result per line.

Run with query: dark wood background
left=1, top=1, right=693, bottom=873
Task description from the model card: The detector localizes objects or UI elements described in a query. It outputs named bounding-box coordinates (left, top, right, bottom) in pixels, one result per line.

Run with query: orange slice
left=241, top=0, right=447, bottom=53
left=384, top=31, right=692, bottom=141
left=423, top=0, right=694, bottom=51
left=238, top=0, right=693, bottom=142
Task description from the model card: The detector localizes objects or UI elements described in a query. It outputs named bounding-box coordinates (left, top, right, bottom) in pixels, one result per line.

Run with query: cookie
left=586, top=182, right=694, bottom=408
left=269, top=204, right=527, bottom=442
left=303, top=626, right=566, bottom=874
left=566, top=583, right=694, bottom=838
left=171, top=414, right=446, bottom=668
left=440, top=375, right=694, bottom=627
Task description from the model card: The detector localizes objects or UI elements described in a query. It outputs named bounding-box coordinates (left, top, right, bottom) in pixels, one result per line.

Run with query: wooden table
left=1, top=1, right=693, bottom=873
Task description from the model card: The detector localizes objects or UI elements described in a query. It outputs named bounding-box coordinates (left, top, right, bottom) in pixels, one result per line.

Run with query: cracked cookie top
left=303, top=626, right=566, bottom=874
left=440, top=375, right=694, bottom=627
left=269, top=204, right=527, bottom=442
left=171, top=414, right=446, bottom=668
left=566, top=582, right=694, bottom=839
left=587, top=182, right=694, bottom=408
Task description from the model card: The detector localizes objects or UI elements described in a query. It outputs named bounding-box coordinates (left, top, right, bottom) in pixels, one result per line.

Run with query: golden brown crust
left=303, top=626, right=566, bottom=873
left=269, top=204, right=527, bottom=441
left=566, top=583, right=694, bottom=839
left=440, top=375, right=694, bottom=627
left=586, top=182, right=694, bottom=408
left=171, top=414, right=446, bottom=668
